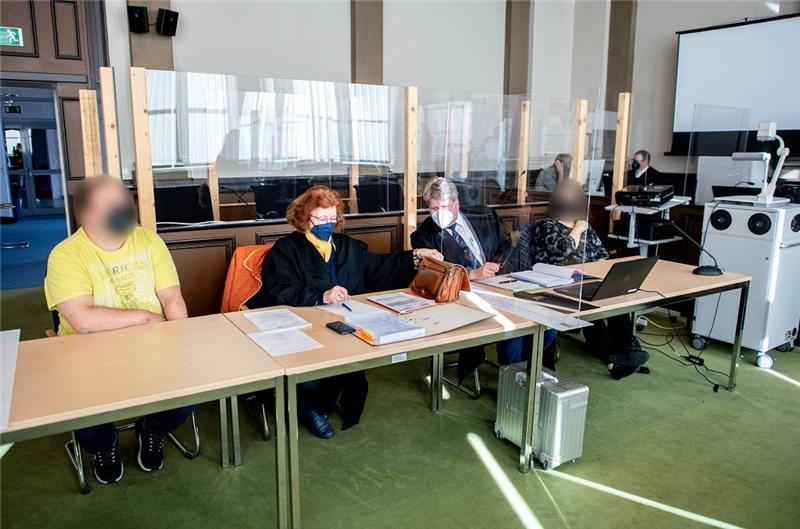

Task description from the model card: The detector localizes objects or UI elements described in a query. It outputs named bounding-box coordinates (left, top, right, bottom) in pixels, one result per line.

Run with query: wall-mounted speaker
left=127, top=6, right=149, bottom=34
left=156, top=8, right=179, bottom=37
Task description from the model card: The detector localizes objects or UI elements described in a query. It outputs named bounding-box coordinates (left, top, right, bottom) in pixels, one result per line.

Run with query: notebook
left=510, top=263, right=595, bottom=288
left=345, top=312, right=425, bottom=345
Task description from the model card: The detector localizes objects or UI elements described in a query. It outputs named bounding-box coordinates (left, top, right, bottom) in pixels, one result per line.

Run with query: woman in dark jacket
left=518, top=180, right=649, bottom=379
left=251, top=186, right=442, bottom=438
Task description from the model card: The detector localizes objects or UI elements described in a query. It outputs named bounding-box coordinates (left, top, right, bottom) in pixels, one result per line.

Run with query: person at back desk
left=250, top=186, right=442, bottom=439
left=44, top=177, right=195, bottom=485
left=533, top=153, right=572, bottom=193
left=518, top=180, right=649, bottom=379
left=411, top=177, right=523, bottom=382
left=626, top=149, right=661, bottom=186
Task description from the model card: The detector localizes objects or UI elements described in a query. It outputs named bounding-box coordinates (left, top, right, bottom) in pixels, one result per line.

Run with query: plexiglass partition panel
left=527, top=93, right=576, bottom=199
left=144, top=69, right=405, bottom=224
left=686, top=103, right=752, bottom=205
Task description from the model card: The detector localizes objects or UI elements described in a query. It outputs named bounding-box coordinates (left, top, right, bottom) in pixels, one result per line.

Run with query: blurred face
left=80, top=181, right=137, bottom=238
left=633, top=153, right=647, bottom=169
left=427, top=196, right=460, bottom=228
left=551, top=183, right=586, bottom=222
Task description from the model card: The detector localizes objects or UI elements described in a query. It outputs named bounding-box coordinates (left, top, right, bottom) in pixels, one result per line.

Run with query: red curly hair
left=286, top=185, right=345, bottom=232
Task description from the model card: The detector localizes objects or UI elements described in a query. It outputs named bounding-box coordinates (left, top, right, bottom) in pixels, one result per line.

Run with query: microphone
left=667, top=222, right=723, bottom=276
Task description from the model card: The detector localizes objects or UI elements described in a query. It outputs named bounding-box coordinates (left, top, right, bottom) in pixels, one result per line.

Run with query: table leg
left=274, top=377, right=288, bottom=529
left=231, top=395, right=242, bottom=466
left=287, top=376, right=301, bottom=529
left=520, top=326, right=544, bottom=473
left=430, top=353, right=444, bottom=412
left=219, top=398, right=229, bottom=469
left=729, top=282, right=750, bottom=391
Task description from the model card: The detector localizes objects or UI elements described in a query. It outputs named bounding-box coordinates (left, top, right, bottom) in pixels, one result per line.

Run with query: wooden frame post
left=348, top=164, right=359, bottom=214
left=129, top=67, right=157, bottom=230
left=571, top=99, right=588, bottom=184
left=98, top=67, right=121, bottom=178
left=610, top=92, right=631, bottom=222
left=78, top=89, right=103, bottom=178
left=403, top=86, right=419, bottom=250
left=516, top=99, right=531, bottom=204
left=208, top=161, right=221, bottom=221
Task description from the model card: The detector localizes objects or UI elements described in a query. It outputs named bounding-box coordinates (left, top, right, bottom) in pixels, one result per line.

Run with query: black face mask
left=107, top=205, right=137, bottom=236
left=631, top=160, right=641, bottom=171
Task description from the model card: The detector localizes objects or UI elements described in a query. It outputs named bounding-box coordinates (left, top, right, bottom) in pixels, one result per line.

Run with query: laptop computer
left=553, top=257, right=659, bottom=301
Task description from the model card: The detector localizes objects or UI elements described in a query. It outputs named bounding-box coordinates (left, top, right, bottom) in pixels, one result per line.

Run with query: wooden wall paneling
left=255, top=227, right=298, bottom=246
left=344, top=220, right=402, bottom=254
left=610, top=92, right=631, bottom=225
left=572, top=99, right=588, bottom=184
left=0, top=0, right=38, bottom=57
left=516, top=99, right=531, bottom=204
left=51, top=0, right=81, bottom=60
left=58, top=96, right=84, bottom=179
left=350, top=0, right=382, bottom=85
left=403, top=86, right=418, bottom=250
left=98, top=66, right=121, bottom=178
left=78, top=89, right=102, bottom=177
left=165, top=236, right=235, bottom=317
left=129, top=67, right=157, bottom=230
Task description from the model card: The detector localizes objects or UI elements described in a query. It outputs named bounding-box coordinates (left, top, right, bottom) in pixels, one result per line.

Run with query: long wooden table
left=225, top=295, right=546, bottom=529
left=0, top=314, right=289, bottom=529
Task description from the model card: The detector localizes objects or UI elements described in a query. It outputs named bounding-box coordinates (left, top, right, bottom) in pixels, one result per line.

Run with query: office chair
left=46, top=312, right=201, bottom=494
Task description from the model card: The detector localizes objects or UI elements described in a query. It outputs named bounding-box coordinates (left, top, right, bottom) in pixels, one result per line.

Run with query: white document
left=316, top=300, right=383, bottom=318
left=368, top=292, right=435, bottom=314
left=1, top=329, right=21, bottom=431
left=476, top=275, right=540, bottom=293
left=467, top=289, right=591, bottom=332
left=345, top=312, right=425, bottom=345
left=510, top=262, right=584, bottom=287
left=247, top=329, right=322, bottom=356
left=244, top=308, right=311, bottom=333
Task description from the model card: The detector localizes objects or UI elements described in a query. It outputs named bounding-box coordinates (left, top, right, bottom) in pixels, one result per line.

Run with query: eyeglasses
left=310, top=214, right=340, bottom=224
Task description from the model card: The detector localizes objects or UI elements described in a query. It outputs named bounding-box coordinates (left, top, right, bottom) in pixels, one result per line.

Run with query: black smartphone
left=326, top=321, right=356, bottom=335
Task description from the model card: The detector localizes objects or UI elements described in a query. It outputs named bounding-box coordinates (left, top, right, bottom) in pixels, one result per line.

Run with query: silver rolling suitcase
left=494, top=362, right=589, bottom=470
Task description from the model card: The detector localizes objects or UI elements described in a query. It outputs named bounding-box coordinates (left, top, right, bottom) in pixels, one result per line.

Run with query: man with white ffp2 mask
left=411, top=178, right=521, bottom=383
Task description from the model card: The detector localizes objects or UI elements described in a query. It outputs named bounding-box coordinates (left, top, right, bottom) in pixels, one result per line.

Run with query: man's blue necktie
left=447, top=227, right=480, bottom=269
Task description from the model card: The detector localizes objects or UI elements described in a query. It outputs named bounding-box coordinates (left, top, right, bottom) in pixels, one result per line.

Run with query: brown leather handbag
left=409, top=257, right=471, bottom=303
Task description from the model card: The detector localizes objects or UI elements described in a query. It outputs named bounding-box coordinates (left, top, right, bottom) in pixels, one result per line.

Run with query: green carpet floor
left=1, top=289, right=799, bottom=529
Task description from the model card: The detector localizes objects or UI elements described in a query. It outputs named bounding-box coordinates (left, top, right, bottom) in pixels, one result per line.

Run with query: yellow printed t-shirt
left=44, top=226, right=180, bottom=335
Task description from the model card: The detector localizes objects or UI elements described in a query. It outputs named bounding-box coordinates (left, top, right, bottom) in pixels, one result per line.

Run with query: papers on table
left=345, top=312, right=425, bottom=345
left=476, top=275, right=541, bottom=293
left=316, top=300, right=382, bottom=318
left=467, top=289, right=591, bottom=332
left=247, top=329, right=322, bottom=356
left=401, top=304, right=492, bottom=336
left=1, top=329, right=21, bottom=431
left=244, top=308, right=311, bottom=333
left=510, top=263, right=577, bottom=287
left=367, top=292, right=435, bottom=314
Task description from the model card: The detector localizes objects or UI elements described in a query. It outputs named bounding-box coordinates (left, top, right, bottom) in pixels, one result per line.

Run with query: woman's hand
left=569, top=219, right=589, bottom=246
left=323, top=286, right=350, bottom=304
left=416, top=248, right=444, bottom=261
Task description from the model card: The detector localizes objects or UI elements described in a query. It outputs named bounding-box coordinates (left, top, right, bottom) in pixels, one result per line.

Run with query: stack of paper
left=368, top=292, right=435, bottom=314
left=316, top=300, right=382, bottom=318
left=243, top=308, right=321, bottom=356
left=476, top=275, right=540, bottom=293
left=345, top=312, right=425, bottom=345
left=511, top=263, right=591, bottom=288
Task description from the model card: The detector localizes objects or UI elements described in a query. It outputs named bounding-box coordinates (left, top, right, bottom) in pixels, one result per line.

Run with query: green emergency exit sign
left=0, top=27, right=24, bottom=47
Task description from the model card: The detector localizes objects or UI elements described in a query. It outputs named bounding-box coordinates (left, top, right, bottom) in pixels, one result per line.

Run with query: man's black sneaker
left=93, top=440, right=124, bottom=484
left=135, top=421, right=165, bottom=472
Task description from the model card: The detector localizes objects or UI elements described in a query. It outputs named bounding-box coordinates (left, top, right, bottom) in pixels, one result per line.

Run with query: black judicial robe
left=410, top=205, right=514, bottom=272
left=250, top=231, right=417, bottom=426
left=253, top=231, right=416, bottom=308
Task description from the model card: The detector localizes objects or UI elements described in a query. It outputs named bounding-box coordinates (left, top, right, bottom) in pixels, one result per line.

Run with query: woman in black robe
left=250, top=185, right=442, bottom=438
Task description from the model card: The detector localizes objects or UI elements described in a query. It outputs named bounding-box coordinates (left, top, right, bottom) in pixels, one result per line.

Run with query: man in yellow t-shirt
left=44, top=177, right=194, bottom=485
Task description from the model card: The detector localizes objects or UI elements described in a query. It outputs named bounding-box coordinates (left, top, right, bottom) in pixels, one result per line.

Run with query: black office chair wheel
left=691, top=336, right=708, bottom=351
left=776, top=341, right=794, bottom=353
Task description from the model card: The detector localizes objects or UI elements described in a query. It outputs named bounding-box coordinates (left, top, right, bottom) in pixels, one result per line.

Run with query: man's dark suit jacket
left=626, top=166, right=662, bottom=187
left=410, top=205, right=513, bottom=271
